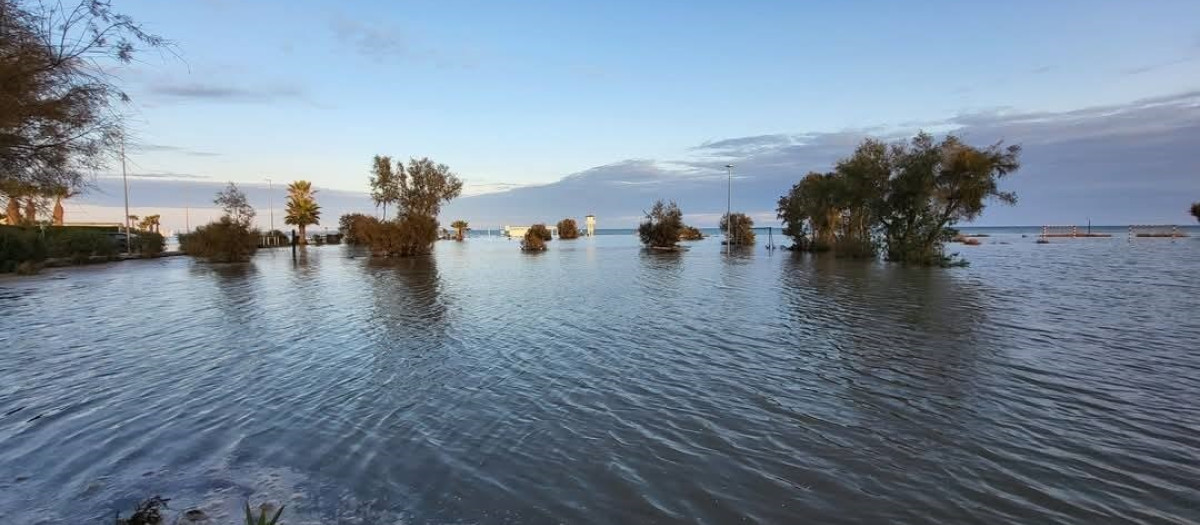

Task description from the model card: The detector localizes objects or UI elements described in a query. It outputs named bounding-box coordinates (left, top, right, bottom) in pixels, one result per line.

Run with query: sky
left=66, top=0, right=1200, bottom=231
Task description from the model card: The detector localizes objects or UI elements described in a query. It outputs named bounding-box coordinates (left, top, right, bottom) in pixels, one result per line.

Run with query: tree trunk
left=299, top=224, right=308, bottom=244
left=5, top=197, right=19, bottom=224
left=52, top=197, right=64, bottom=226
left=24, top=197, right=36, bottom=223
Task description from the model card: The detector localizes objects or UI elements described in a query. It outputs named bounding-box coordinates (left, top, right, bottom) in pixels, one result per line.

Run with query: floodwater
left=1, top=230, right=1198, bottom=524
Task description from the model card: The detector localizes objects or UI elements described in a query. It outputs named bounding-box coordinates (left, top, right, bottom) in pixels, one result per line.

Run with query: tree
left=1, top=0, right=167, bottom=197
left=396, top=157, right=463, bottom=219
left=362, top=155, right=463, bottom=256
left=522, top=224, right=549, bottom=251
left=214, top=182, right=255, bottom=226
left=678, top=225, right=704, bottom=241
left=637, top=200, right=683, bottom=249
left=1191, top=202, right=1199, bottom=223
left=777, top=132, right=1021, bottom=265
left=557, top=218, right=579, bottom=239
left=369, top=155, right=400, bottom=217
left=339, top=213, right=374, bottom=244
left=720, top=212, right=756, bottom=245
left=284, top=180, right=320, bottom=244
left=49, top=185, right=75, bottom=225
left=137, top=214, right=160, bottom=233
left=450, top=220, right=469, bottom=241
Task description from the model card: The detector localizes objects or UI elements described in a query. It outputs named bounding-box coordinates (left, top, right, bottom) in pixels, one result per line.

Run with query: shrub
left=522, top=225, right=548, bottom=251
left=0, top=226, right=46, bottom=273
left=133, top=231, right=165, bottom=257
left=557, top=218, right=579, bottom=239
left=45, top=229, right=117, bottom=263
left=720, top=212, right=756, bottom=245
left=678, top=225, right=704, bottom=241
left=359, top=215, right=440, bottom=256
left=180, top=217, right=258, bottom=262
left=637, top=200, right=683, bottom=248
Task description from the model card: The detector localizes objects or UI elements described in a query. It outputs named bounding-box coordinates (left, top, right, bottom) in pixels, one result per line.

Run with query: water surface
left=1, top=232, right=1198, bottom=523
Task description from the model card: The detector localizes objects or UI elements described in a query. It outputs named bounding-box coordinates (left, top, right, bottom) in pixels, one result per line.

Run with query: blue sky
left=73, top=0, right=1200, bottom=229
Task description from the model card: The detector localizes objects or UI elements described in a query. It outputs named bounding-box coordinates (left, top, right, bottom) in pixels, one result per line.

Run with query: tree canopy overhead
left=1, top=0, right=167, bottom=195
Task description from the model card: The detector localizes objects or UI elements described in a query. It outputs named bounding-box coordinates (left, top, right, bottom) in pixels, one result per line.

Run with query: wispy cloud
left=329, top=17, right=476, bottom=68
left=148, top=82, right=305, bottom=103
left=98, top=171, right=210, bottom=180
left=131, top=144, right=220, bottom=157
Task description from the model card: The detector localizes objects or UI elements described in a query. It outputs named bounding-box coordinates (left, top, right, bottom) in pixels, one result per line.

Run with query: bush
left=339, top=213, right=374, bottom=245
left=522, top=225, right=548, bottom=251
left=180, top=217, right=258, bottom=262
left=359, top=215, right=440, bottom=256
left=720, top=212, right=756, bottom=245
left=637, top=200, right=683, bottom=248
left=0, top=226, right=46, bottom=273
left=133, top=231, right=165, bottom=257
left=45, top=229, right=117, bottom=263
left=557, top=218, right=579, bottom=239
left=678, top=225, right=704, bottom=241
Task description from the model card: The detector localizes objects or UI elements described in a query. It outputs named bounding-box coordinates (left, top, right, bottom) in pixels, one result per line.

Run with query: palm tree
left=138, top=214, right=161, bottom=233
left=450, top=220, right=469, bottom=241
left=284, top=180, right=321, bottom=244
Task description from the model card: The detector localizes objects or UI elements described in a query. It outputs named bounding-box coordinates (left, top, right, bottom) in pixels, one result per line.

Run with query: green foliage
left=284, top=180, right=320, bottom=243
left=719, top=213, right=756, bottom=245
left=637, top=200, right=683, bottom=248
left=338, top=213, right=374, bottom=245
left=215, top=182, right=255, bottom=227
left=1191, top=202, right=1199, bottom=222
left=678, top=225, right=704, bottom=241
left=450, top=219, right=469, bottom=241
left=522, top=225, right=548, bottom=251
left=777, top=132, right=1021, bottom=265
left=556, top=218, right=579, bottom=239
left=244, top=501, right=285, bottom=525
left=357, top=215, right=441, bottom=256
left=115, top=496, right=169, bottom=525
left=0, top=225, right=44, bottom=272
left=180, top=217, right=258, bottom=262
left=45, top=229, right=117, bottom=263
left=369, top=155, right=401, bottom=217
left=132, top=231, right=165, bottom=257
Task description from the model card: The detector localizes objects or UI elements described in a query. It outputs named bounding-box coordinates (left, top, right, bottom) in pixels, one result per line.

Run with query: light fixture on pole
left=725, top=164, right=733, bottom=253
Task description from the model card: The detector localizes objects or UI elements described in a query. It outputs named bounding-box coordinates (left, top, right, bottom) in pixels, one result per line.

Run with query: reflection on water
left=1, top=234, right=1199, bottom=523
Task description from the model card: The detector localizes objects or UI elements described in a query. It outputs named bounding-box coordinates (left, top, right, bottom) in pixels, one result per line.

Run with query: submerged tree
left=557, top=218, right=579, bottom=239
left=284, top=180, right=320, bottom=244
left=777, top=132, right=1021, bottom=265
left=362, top=155, right=463, bottom=256
left=182, top=184, right=258, bottom=262
left=215, top=182, right=255, bottom=226
left=720, top=212, right=756, bottom=246
left=450, top=219, right=469, bottom=241
left=678, top=225, right=704, bottom=241
left=521, top=224, right=550, bottom=251
left=637, top=200, right=684, bottom=249
left=1, top=0, right=168, bottom=198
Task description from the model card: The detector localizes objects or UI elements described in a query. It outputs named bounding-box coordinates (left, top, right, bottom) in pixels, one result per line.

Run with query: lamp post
left=725, top=163, right=733, bottom=254
left=121, top=136, right=131, bottom=256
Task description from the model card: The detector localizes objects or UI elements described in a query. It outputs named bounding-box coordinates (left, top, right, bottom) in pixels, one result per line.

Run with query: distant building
left=503, top=225, right=558, bottom=238
left=585, top=215, right=596, bottom=236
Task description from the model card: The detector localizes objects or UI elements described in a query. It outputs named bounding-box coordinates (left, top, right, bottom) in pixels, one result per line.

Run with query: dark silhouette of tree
left=638, top=200, right=683, bottom=249
left=214, top=182, right=255, bottom=226
left=1, top=0, right=168, bottom=196
left=369, top=155, right=400, bottom=217
left=1191, top=202, right=1199, bottom=223
left=557, top=218, right=579, bottom=239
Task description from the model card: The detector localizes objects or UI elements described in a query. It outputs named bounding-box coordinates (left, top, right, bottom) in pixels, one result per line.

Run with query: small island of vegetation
left=678, top=225, right=705, bottom=241
left=180, top=183, right=259, bottom=263
left=638, top=200, right=684, bottom=251
left=557, top=218, right=579, bottom=239
left=777, top=132, right=1021, bottom=266
left=351, top=155, right=463, bottom=257
left=720, top=212, right=756, bottom=246
left=522, top=224, right=551, bottom=251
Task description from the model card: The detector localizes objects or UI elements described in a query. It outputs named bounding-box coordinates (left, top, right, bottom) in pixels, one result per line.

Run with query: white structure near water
left=503, top=215, right=596, bottom=238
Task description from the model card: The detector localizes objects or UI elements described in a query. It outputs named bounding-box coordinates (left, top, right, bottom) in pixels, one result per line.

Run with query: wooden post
left=291, top=229, right=297, bottom=260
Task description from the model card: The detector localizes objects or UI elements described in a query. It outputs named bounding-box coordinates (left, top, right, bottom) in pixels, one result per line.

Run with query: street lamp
left=725, top=164, right=733, bottom=253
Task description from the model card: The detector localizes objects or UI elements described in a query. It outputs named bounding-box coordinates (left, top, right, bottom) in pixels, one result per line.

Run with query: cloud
left=444, top=90, right=1200, bottom=227
left=130, top=144, right=220, bottom=157
left=329, top=17, right=475, bottom=68
left=148, top=82, right=304, bottom=103
left=98, top=171, right=210, bottom=180
left=1120, top=56, right=1197, bottom=75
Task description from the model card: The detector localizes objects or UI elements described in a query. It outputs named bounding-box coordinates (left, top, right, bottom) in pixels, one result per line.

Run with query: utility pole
left=121, top=136, right=131, bottom=256
left=725, top=164, right=733, bottom=254
left=267, top=178, right=275, bottom=232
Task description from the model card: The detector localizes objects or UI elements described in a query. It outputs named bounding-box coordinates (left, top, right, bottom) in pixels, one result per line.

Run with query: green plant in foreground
left=245, top=501, right=285, bottom=525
